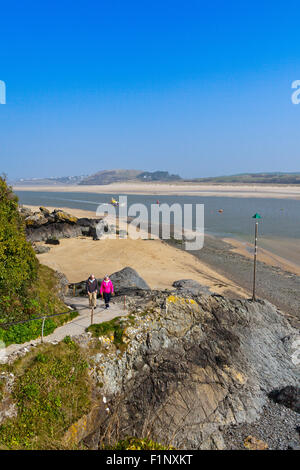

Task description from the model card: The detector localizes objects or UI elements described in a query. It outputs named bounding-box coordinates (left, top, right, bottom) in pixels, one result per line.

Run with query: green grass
left=0, top=340, right=91, bottom=449
left=0, top=263, right=78, bottom=346
left=0, top=311, right=78, bottom=346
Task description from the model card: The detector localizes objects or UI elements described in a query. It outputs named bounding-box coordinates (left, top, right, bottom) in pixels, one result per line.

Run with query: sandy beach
left=23, top=204, right=300, bottom=328
left=14, top=182, right=300, bottom=199
left=24, top=205, right=247, bottom=297
left=35, top=236, right=248, bottom=298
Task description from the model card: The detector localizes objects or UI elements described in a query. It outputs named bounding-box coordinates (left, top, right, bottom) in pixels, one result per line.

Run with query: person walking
left=100, top=275, right=114, bottom=309
left=86, top=274, right=98, bottom=309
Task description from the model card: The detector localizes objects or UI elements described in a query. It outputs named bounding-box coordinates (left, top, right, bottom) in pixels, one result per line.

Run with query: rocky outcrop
left=81, top=292, right=299, bottom=450
left=20, top=207, right=110, bottom=243
left=172, top=279, right=211, bottom=295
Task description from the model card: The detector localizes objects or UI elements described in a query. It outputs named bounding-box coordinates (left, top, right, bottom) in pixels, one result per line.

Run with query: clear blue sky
left=1, top=0, right=300, bottom=179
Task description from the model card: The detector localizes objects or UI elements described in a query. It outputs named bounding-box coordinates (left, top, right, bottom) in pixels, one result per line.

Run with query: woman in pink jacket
left=100, top=275, right=114, bottom=309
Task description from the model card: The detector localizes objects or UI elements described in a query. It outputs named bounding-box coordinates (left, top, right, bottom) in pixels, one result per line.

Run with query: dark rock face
left=109, top=267, right=150, bottom=295
left=84, top=293, right=299, bottom=450
left=21, top=206, right=107, bottom=242
left=172, top=279, right=211, bottom=295
left=27, top=223, right=83, bottom=242
left=269, top=386, right=300, bottom=413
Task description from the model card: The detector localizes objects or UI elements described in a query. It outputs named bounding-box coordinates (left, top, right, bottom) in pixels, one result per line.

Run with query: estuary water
left=15, top=190, right=300, bottom=267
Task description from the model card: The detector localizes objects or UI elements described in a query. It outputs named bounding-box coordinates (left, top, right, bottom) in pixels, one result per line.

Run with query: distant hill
left=79, top=169, right=142, bottom=185
left=78, top=169, right=182, bottom=185
left=11, top=171, right=300, bottom=186
left=189, top=172, right=300, bottom=185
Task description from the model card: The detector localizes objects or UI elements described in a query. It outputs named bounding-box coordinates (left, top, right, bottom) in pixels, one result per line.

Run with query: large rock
left=26, top=223, right=83, bottom=242
left=109, top=267, right=150, bottom=295
left=25, top=212, right=48, bottom=227
left=23, top=206, right=107, bottom=242
left=84, top=293, right=299, bottom=450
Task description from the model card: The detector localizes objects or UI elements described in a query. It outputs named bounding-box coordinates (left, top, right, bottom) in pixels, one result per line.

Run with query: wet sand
left=223, top=237, right=300, bottom=276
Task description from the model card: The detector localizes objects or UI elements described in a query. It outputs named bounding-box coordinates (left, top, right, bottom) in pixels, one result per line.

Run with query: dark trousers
left=103, top=292, right=111, bottom=307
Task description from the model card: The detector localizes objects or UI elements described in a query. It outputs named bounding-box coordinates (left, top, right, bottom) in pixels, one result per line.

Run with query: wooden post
left=91, top=307, right=94, bottom=325
left=252, top=221, right=258, bottom=301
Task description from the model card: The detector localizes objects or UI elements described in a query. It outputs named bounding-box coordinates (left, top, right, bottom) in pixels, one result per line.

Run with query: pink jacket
left=100, top=279, right=114, bottom=294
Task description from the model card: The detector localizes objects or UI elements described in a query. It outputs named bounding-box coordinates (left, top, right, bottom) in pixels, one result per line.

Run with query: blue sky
left=1, top=0, right=300, bottom=179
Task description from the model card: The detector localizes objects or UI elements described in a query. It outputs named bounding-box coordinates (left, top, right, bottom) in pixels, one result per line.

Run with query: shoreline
left=23, top=204, right=300, bottom=328
left=14, top=182, right=300, bottom=199
left=23, top=204, right=300, bottom=275
left=23, top=205, right=247, bottom=298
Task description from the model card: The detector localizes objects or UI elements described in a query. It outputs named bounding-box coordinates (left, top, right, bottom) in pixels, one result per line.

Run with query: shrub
left=0, top=341, right=91, bottom=449
left=0, top=177, right=38, bottom=320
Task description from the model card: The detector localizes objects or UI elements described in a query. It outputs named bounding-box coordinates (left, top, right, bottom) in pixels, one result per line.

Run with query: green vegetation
left=0, top=309, right=78, bottom=346
left=0, top=340, right=91, bottom=449
left=0, top=177, right=75, bottom=344
left=87, top=316, right=129, bottom=349
left=0, top=177, right=38, bottom=321
left=87, top=315, right=136, bottom=351
left=189, top=172, right=300, bottom=184
left=106, top=436, right=175, bottom=450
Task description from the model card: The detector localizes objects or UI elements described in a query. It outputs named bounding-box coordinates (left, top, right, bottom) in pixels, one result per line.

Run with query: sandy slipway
left=58, top=290, right=300, bottom=450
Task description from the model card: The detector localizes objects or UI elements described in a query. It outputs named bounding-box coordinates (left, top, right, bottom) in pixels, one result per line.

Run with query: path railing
left=0, top=306, right=85, bottom=343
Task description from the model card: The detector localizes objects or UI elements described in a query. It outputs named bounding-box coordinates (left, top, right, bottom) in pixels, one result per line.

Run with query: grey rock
left=172, top=279, right=211, bottom=295
left=109, top=267, right=150, bottom=295
left=84, top=293, right=299, bottom=450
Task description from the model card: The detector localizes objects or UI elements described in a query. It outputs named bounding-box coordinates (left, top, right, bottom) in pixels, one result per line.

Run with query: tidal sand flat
left=14, top=182, right=300, bottom=199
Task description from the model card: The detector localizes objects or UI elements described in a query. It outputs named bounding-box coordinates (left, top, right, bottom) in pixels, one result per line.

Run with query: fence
left=0, top=291, right=127, bottom=343
left=0, top=306, right=85, bottom=343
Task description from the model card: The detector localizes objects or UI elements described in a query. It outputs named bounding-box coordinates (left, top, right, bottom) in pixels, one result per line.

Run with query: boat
left=110, top=198, right=119, bottom=207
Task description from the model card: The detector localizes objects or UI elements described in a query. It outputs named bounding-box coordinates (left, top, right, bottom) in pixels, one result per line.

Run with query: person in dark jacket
left=86, top=274, right=98, bottom=308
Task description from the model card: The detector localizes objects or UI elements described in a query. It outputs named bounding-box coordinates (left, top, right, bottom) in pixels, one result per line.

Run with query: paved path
left=3, top=296, right=128, bottom=358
